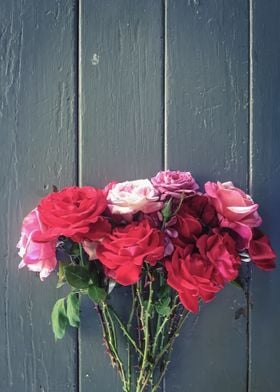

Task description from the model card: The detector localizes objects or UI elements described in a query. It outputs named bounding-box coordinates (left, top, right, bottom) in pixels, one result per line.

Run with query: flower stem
left=136, top=274, right=154, bottom=392
left=108, top=305, right=144, bottom=358
left=98, top=304, right=129, bottom=392
left=155, top=308, right=190, bottom=369
left=79, top=243, right=84, bottom=266
left=127, top=286, right=137, bottom=390
left=152, top=298, right=179, bottom=358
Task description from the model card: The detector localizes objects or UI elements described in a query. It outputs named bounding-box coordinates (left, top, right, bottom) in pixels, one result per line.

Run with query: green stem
left=154, top=308, right=190, bottom=369
left=136, top=281, right=145, bottom=330
left=79, top=243, right=84, bottom=266
left=100, top=304, right=129, bottom=392
left=104, top=303, right=117, bottom=348
left=96, top=305, right=115, bottom=366
left=108, top=305, right=144, bottom=358
left=160, top=295, right=180, bottom=352
left=127, top=285, right=136, bottom=330
left=136, top=276, right=154, bottom=392
left=150, top=309, right=190, bottom=392
left=127, top=286, right=136, bottom=390
left=152, top=298, right=179, bottom=358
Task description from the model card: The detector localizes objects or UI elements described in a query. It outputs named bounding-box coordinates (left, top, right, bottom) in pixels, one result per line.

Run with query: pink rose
left=151, top=170, right=199, bottom=199
left=17, top=208, right=57, bottom=280
left=205, top=181, right=262, bottom=249
left=83, top=240, right=97, bottom=260
left=106, top=179, right=163, bottom=218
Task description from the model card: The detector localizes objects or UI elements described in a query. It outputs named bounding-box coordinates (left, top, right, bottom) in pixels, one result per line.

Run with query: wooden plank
left=250, top=1, right=280, bottom=391
left=0, top=1, right=77, bottom=391
left=79, top=1, right=163, bottom=391
left=165, top=1, right=249, bottom=391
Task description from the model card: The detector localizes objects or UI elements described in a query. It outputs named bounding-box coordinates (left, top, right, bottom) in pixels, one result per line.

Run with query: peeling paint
left=91, top=53, right=100, bottom=65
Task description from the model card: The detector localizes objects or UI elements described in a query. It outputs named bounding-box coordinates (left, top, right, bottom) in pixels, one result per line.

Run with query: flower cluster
left=18, top=170, right=276, bottom=313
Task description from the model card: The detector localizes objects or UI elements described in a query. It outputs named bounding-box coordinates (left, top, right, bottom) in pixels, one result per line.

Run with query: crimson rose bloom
left=166, top=247, right=221, bottom=312
left=96, top=219, right=165, bottom=285
left=181, top=194, right=219, bottom=227
left=249, top=229, right=276, bottom=270
left=33, top=186, right=111, bottom=243
left=173, top=210, right=202, bottom=244
left=171, top=195, right=218, bottom=246
left=197, top=232, right=240, bottom=282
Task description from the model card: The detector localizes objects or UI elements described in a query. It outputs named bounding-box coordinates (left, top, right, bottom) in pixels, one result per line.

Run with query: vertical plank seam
left=163, top=0, right=168, bottom=171
left=247, top=0, right=254, bottom=391
left=163, top=1, right=167, bottom=391
left=76, top=0, right=82, bottom=391
left=78, top=0, right=83, bottom=187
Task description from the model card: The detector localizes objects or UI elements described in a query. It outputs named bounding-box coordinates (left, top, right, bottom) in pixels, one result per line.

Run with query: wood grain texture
left=79, top=0, right=164, bottom=186
left=79, top=1, right=163, bottom=391
left=0, top=1, right=77, bottom=391
left=250, top=1, right=280, bottom=390
left=165, top=1, right=249, bottom=391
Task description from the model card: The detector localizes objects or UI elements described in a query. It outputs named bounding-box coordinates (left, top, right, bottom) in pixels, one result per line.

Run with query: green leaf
left=51, top=298, right=68, bottom=340
left=161, top=296, right=171, bottom=307
left=89, top=269, right=99, bottom=286
left=172, top=192, right=185, bottom=216
left=230, top=278, right=243, bottom=290
left=66, top=293, right=80, bottom=328
left=64, top=265, right=90, bottom=289
left=161, top=198, right=173, bottom=222
left=155, top=288, right=171, bottom=316
left=155, top=302, right=171, bottom=317
left=57, top=262, right=67, bottom=288
left=88, top=284, right=107, bottom=304
left=158, top=284, right=171, bottom=300
left=71, top=243, right=80, bottom=256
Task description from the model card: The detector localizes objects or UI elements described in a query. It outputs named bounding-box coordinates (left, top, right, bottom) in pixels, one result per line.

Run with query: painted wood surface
left=0, top=1, right=77, bottom=391
left=79, top=1, right=163, bottom=391
left=1, top=0, right=279, bottom=391
left=165, top=1, right=249, bottom=391
left=250, top=1, right=280, bottom=391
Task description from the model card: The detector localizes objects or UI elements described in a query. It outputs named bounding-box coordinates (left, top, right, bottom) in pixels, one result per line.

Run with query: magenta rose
left=17, top=209, right=57, bottom=280
left=151, top=170, right=199, bottom=200
left=205, top=181, right=262, bottom=250
left=106, top=179, right=163, bottom=219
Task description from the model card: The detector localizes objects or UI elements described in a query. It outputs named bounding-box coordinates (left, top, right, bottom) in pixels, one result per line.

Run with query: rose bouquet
left=17, top=170, right=276, bottom=392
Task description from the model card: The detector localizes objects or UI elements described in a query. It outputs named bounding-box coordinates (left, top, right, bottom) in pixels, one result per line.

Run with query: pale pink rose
left=17, top=208, right=57, bottom=280
left=205, top=181, right=262, bottom=249
left=107, top=179, right=163, bottom=218
left=151, top=170, right=199, bottom=200
left=83, top=240, right=97, bottom=260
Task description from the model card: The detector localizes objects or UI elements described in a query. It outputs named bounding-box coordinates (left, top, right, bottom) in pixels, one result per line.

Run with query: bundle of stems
left=97, top=265, right=190, bottom=392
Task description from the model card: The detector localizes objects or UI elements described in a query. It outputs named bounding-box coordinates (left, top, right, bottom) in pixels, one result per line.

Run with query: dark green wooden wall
left=1, top=1, right=279, bottom=391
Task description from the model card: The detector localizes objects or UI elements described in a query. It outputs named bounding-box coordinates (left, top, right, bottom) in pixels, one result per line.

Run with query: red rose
left=166, top=247, right=221, bottom=313
left=184, top=195, right=219, bottom=227
left=96, top=219, right=165, bottom=285
left=33, top=186, right=111, bottom=243
left=173, top=208, right=202, bottom=244
left=170, top=195, right=217, bottom=247
left=249, top=229, right=276, bottom=271
left=197, top=232, right=240, bottom=282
